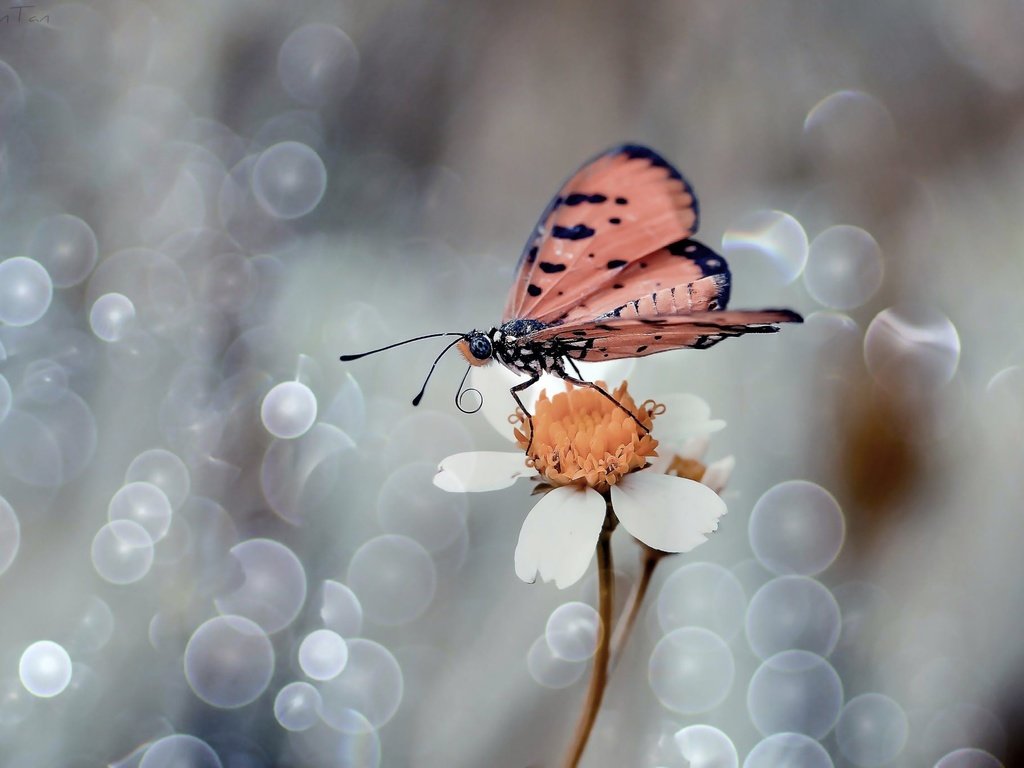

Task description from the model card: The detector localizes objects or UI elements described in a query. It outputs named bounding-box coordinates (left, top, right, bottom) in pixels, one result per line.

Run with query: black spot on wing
left=615, top=197, right=628, bottom=205
left=666, top=240, right=728, bottom=274
left=538, top=262, right=566, bottom=274
left=607, top=259, right=627, bottom=269
left=527, top=246, right=538, bottom=263
left=527, top=284, right=542, bottom=297
left=564, top=193, right=608, bottom=206
left=552, top=224, right=596, bottom=240
left=608, top=217, right=621, bottom=225
left=667, top=240, right=698, bottom=256
left=637, top=345, right=648, bottom=353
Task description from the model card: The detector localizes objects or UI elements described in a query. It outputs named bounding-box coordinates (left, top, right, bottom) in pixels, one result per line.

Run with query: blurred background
left=1, top=1, right=1023, bottom=766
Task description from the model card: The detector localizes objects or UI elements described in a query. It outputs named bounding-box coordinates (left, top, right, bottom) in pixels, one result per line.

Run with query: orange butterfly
left=342, top=144, right=801, bottom=439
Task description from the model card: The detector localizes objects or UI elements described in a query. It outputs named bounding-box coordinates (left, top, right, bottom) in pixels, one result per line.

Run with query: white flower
left=433, top=382, right=728, bottom=589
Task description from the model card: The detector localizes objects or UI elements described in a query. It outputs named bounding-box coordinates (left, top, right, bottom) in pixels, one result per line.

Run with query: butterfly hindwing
left=504, top=145, right=699, bottom=324
left=557, top=238, right=731, bottom=323
left=527, top=310, right=803, bottom=361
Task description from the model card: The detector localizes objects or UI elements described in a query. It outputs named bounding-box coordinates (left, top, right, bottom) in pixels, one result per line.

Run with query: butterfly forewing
left=527, top=310, right=803, bottom=361
left=504, top=145, right=699, bottom=324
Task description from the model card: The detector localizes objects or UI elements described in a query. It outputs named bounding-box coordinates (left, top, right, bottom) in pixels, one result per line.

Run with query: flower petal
left=433, top=452, right=531, bottom=492
left=645, top=454, right=672, bottom=474
left=678, top=434, right=712, bottom=461
left=656, top=394, right=726, bottom=439
left=471, top=365, right=568, bottom=442
left=658, top=393, right=712, bottom=422
left=701, top=455, right=736, bottom=495
left=611, top=471, right=726, bottom=553
left=514, top=486, right=605, bottom=589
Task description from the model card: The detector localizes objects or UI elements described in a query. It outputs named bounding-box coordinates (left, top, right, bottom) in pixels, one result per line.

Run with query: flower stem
left=562, top=521, right=615, bottom=768
left=609, top=544, right=669, bottom=672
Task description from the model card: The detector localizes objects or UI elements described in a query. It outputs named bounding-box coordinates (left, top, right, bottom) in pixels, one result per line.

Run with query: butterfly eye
left=469, top=336, right=492, bottom=360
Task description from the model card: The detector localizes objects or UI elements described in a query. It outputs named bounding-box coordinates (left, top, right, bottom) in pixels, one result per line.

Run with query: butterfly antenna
left=339, top=332, right=465, bottom=362
left=412, top=336, right=464, bottom=406
left=455, top=365, right=483, bottom=414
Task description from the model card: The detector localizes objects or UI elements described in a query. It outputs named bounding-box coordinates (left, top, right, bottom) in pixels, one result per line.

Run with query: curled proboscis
left=455, top=366, right=483, bottom=414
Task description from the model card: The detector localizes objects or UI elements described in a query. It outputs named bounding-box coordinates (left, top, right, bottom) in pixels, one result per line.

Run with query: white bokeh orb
left=91, top=520, right=155, bottom=584
left=747, top=651, right=843, bottom=738
left=675, top=724, right=739, bottom=768
left=722, top=210, right=808, bottom=286
left=261, top=381, right=318, bottom=439
left=744, top=733, right=834, bottom=768
left=184, top=615, right=274, bottom=708
left=319, top=639, right=403, bottom=729
left=658, top=562, right=747, bottom=641
left=804, top=225, right=883, bottom=310
left=0, top=257, right=53, bottom=327
left=745, top=576, right=842, bottom=659
left=649, top=628, right=735, bottom=715
left=108, top=481, right=173, bottom=542
left=545, top=602, right=600, bottom=662
left=18, top=641, right=72, bottom=698
left=28, top=214, right=98, bottom=288
left=527, top=635, right=587, bottom=689
left=934, top=749, right=1004, bottom=768
left=836, top=693, right=908, bottom=767
left=864, top=305, right=961, bottom=398
left=347, top=535, right=436, bottom=627
left=274, top=681, right=322, bottom=732
left=277, top=23, right=359, bottom=107
left=298, top=629, right=349, bottom=681
left=89, top=293, right=136, bottom=342
left=749, top=481, right=845, bottom=576
left=140, top=734, right=222, bottom=768
left=214, top=538, right=308, bottom=633
left=252, top=141, right=327, bottom=220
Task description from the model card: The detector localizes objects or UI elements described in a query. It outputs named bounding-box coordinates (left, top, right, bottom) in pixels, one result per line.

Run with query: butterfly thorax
left=489, top=318, right=568, bottom=376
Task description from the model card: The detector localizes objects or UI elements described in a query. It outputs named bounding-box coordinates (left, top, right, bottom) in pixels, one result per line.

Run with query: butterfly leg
left=556, top=372, right=651, bottom=435
left=510, top=374, right=541, bottom=454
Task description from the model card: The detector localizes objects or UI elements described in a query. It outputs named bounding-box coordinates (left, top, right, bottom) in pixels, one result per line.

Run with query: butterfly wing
left=527, top=309, right=803, bottom=362
left=557, top=239, right=731, bottom=323
left=504, top=144, right=699, bottom=324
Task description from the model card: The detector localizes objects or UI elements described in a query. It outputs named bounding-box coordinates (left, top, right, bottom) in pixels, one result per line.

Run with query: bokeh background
left=1, top=1, right=1023, bottom=766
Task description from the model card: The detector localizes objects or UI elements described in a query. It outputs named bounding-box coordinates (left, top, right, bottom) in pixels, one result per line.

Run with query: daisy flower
left=433, top=381, right=728, bottom=589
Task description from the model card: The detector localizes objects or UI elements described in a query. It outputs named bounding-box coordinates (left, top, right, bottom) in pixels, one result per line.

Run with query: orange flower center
left=666, top=456, right=707, bottom=482
left=513, top=381, right=660, bottom=492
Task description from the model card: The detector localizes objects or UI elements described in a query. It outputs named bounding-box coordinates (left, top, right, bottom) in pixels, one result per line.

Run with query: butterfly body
left=341, top=144, right=802, bottom=440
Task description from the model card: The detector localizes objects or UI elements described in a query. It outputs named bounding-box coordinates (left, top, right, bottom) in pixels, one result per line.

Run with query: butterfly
left=341, top=144, right=802, bottom=443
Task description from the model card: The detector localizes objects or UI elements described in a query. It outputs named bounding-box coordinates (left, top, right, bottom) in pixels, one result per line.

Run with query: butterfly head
left=457, top=331, right=494, bottom=366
